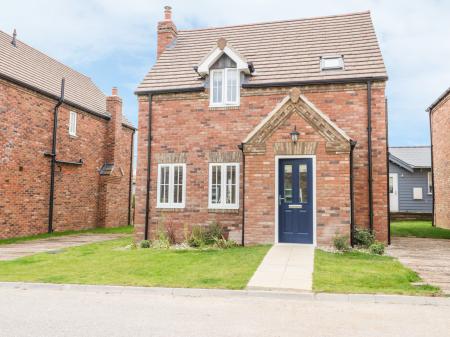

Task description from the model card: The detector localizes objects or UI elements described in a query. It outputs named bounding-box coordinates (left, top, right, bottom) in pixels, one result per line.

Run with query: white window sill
left=156, top=204, right=185, bottom=209
left=69, top=134, right=78, bottom=138
left=208, top=206, right=239, bottom=210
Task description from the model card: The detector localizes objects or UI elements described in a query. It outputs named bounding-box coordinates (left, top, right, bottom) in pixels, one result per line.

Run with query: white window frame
left=427, top=171, right=433, bottom=195
left=320, top=56, right=344, bottom=71
left=69, top=111, right=77, bottom=136
left=156, top=163, right=186, bottom=208
left=209, top=68, right=240, bottom=107
left=208, top=163, right=240, bottom=209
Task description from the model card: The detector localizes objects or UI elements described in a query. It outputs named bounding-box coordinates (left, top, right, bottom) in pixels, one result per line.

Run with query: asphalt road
left=0, top=284, right=449, bottom=337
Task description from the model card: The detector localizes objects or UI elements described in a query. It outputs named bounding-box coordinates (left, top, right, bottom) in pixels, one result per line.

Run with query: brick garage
left=0, top=31, right=135, bottom=239
left=428, top=88, right=450, bottom=229
left=135, top=8, right=389, bottom=246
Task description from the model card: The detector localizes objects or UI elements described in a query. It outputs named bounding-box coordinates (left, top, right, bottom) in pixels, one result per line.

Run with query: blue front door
left=278, top=158, right=314, bottom=243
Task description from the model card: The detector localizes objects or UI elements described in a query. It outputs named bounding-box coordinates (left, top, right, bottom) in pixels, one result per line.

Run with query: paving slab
left=247, top=244, right=314, bottom=291
left=0, top=234, right=125, bottom=260
left=387, top=237, right=450, bottom=294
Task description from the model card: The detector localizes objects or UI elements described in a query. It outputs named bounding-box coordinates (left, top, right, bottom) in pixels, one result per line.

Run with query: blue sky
left=1, top=0, right=449, bottom=146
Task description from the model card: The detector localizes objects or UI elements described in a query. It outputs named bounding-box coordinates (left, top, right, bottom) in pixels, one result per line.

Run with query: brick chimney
left=157, top=6, right=177, bottom=59
left=106, top=87, right=122, bottom=164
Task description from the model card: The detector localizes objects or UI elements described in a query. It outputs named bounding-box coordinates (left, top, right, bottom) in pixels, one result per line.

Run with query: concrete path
left=247, top=244, right=314, bottom=291
left=0, top=234, right=125, bottom=260
left=387, top=237, right=450, bottom=294
left=1, top=282, right=449, bottom=337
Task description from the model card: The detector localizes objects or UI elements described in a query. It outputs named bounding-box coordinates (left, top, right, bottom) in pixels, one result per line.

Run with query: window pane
left=212, top=71, right=223, bottom=103
left=211, top=165, right=221, bottom=204
left=160, top=166, right=169, bottom=204
left=389, top=177, right=393, bottom=193
left=226, top=165, right=236, bottom=204
left=284, top=165, right=292, bottom=203
left=173, top=166, right=183, bottom=204
left=226, top=69, right=237, bottom=103
left=299, top=164, right=308, bottom=203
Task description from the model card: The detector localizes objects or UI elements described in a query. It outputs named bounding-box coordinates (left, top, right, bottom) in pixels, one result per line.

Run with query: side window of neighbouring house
left=208, top=163, right=239, bottom=209
left=69, top=111, right=77, bottom=136
left=157, top=163, right=186, bottom=208
left=428, top=171, right=433, bottom=194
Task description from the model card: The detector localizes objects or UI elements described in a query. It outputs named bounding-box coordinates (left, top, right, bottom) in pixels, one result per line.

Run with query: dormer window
left=320, top=55, right=344, bottom=71
left=210, top=68, right=239, bottom=106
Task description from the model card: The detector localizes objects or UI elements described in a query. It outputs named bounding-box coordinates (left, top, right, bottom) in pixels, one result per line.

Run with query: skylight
left=320, top=56, right=344, bottom=71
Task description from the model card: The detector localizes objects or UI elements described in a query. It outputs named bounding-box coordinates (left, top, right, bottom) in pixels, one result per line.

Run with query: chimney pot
left=112, top=87, right=118, bottom=96
left=164, top=6, right=172, bottom=20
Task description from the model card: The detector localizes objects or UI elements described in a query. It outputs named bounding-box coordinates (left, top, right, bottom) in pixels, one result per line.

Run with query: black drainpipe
left=238, top=143, right=245, bottom=246
left=144, top=94, right=153, bottom=240
left=48, top=78, right=65, bottom=233
left=127, top=129, right=135, bottom=226
left=367, top=80, right=374, bottom=232
left=349, top=140, right=357, bottom=246
left=429, top=109, right=435, bottom=227
left=385, top=98, right=391, bottom=244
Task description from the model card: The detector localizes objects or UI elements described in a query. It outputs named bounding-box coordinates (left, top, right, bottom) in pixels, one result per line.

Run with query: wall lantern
left=290, top=126, right=299, bottom=143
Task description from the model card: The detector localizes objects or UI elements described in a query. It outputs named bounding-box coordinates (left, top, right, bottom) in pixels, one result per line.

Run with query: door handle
left=279, top=196, right=284, bottom=205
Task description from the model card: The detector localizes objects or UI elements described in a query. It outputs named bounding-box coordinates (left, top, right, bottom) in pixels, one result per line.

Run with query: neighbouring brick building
left=428, top=88, right=450, bottom=229
left=135, top=8, right=389, bottom=246
left=0, top=30, right=136, bottom=239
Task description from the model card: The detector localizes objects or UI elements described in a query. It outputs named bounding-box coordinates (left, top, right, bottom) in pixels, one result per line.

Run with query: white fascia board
left=197, top=46, right=250, bottom=76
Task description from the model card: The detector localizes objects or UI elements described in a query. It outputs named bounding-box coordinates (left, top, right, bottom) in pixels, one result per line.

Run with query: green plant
left=139, top=240, right=150, bottom=249
left=333, top=235, right=350, bottom=252
left=369, top=241, right=385, bottom=255
left=205, top=222, right=224, bottom=244
left=213, top=237, right=238, bottom=249
left=165, top=220, right=177, bottom=245
left=353, top=229, right=375, bottom=248
left=187, top=225, right=207, bottom=248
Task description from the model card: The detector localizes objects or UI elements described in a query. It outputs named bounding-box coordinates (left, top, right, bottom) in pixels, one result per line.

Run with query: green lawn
left=0, top=226, right=133, bottom=246
left=0, top=237, right=270, bottom=290
left=313, top=249, right=440, bottom=296
left=391, top=221, right=450, bottom=239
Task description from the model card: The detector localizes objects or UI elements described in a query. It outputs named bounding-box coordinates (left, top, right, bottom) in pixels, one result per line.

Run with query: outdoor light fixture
left=290, top=126, right=299, bottom=143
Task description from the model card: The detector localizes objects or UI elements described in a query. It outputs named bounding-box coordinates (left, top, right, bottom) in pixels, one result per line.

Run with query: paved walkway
left=0, top=234, right=125, bottom=261
left=387, top=237, right=450, bottom=294
left=247, top=244, right=314, bottom=291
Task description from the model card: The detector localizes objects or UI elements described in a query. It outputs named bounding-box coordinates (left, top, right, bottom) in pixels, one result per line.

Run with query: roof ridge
left=0, top=29, right=101, bottom=90
left=178, top=10, right=370, bottom=33
left=390, top=145, right=430, bottom=148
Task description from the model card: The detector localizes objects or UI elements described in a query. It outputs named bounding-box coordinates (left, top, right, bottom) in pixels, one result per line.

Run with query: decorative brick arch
left=243, top=88, right=351, bottom=154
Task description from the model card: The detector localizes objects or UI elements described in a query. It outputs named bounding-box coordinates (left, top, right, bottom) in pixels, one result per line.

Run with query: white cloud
left=1, top=0, right=449, bottom=145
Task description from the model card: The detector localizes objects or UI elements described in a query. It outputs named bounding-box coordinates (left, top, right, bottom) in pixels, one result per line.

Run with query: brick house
left=135, top=8, right=389, bottom=246
left=428, top=87, right=450, bottom=229
left=0, top=30, right=135, bottom=239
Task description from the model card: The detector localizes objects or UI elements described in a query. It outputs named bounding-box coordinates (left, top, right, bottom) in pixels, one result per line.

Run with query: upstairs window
left=69, top=111, right=77, bottom=136
left=210, top=69, right=240, bottom=106
left=320, top=56, right=344, bottom=71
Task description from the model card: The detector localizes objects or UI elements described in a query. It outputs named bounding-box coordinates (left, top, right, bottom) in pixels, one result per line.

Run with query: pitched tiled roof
left=389, top=146, right=431, bottom=168
left=136, top=11, right=387, bottom=93
left=0, top=29, right=108, bottom=116
left=427, top=86, right=450, bottom=112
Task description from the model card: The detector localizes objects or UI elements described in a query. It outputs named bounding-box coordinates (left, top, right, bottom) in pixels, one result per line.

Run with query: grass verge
left=313, top=249, right=440, bottom=296
left=391, top=221, right=450, bottom=239
left=0, top=226, right=133, bottom=246
left=0, top=237, right=270, bottom=290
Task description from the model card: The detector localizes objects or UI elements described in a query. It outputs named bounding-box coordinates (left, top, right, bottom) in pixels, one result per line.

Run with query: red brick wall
left=135, top=82, right=388, bottom=245
left=431, top=93, right=450, bottom=229
left=0, top=78, right=133, bottom=239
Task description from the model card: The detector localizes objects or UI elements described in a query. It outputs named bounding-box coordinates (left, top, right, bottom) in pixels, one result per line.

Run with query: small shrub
left=205, top=222, right=224, bottom=244
left=187, top=225, right=207, bottom=248
left=369, top=241, right=385, bottom=255
left=353, top=229, right=375, bottom=248
left=139, top=240, right=150, bottom=249
left=165, top=220, right=177, bottom=245
left=213, top=237, right=239, bottom=249
left=154, top=227, right=171, bottom=249
left=333, top=235, right=350, bottom=252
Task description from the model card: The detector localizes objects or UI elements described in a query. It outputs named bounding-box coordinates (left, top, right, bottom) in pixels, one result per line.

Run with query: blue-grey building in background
left=389, top=146, right=432, bottom=217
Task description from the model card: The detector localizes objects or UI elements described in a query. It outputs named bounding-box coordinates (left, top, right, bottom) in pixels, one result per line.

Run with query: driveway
left=0, top=283, right=449, bottom=337
left=0, top=234, right=125, bottom=260
left=387, top=237, right=450, bottom=294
